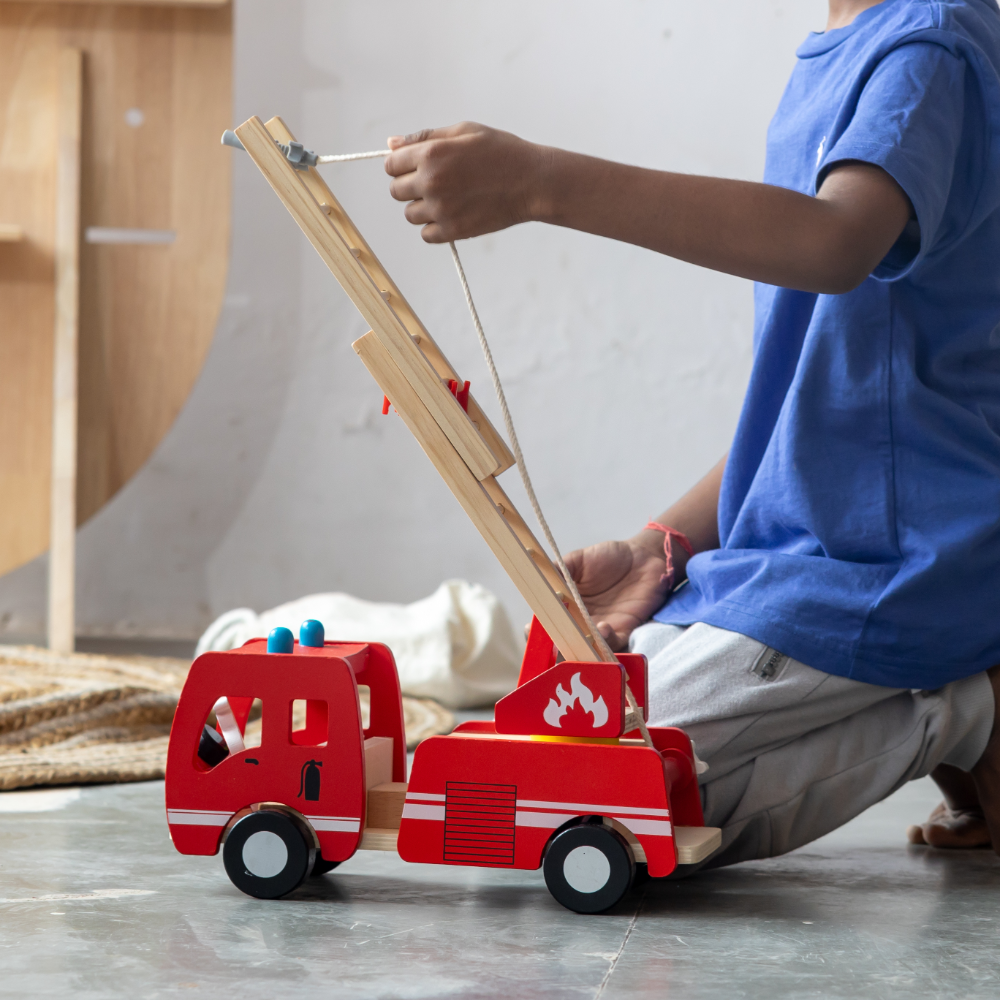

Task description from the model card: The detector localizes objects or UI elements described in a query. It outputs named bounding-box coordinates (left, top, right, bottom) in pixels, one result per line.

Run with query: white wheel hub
left=563, top=844, right=611, bottom=893
left=242, top=830, right=288, bottom=878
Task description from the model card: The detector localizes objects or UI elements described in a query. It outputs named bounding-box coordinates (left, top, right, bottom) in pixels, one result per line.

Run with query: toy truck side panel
left=644, top=726, right=706, bottom=828
left=165, top=649, right=366, bottom=862
left=398, top=735, right=678, bottom=878
left=348, top=641, right=407, bottom=783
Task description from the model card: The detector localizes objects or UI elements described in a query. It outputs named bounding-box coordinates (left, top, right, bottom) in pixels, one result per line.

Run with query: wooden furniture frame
left=48, top=48, right=83, bottom=654
left=236, top=115, right=615, bottom=666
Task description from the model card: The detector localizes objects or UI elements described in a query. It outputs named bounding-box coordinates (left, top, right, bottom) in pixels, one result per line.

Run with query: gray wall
left=0, top=0, right=827, bottom=640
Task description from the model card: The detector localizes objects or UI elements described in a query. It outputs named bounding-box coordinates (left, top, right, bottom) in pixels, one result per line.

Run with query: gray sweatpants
left=629, top=621, right=995, bottom=870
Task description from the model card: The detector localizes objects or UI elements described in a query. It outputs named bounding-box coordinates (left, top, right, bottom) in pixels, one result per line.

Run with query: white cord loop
left=318, top=149, right=392, bottom=163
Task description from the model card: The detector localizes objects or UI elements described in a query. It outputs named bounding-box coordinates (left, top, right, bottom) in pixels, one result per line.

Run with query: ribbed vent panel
left=444, top=781, right=516, bottom=866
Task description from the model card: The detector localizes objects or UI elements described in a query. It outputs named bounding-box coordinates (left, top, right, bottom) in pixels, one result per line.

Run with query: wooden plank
left=363, top=736, right=394, bottom=790
left=353, top=331, right=603, bottom=663
left=366, top=781, right=406, bottom=830
left=47, top=48, right=82, bottom=655
left=262, top=116, right=515, bottom=477
left=479, top=476, right=594, bottom=638
left=358, top=827, right=400, bottom=852
left=235, top=115, right=501, bottom=483
left=479, top=477, right=562, bottom=591
left=675, top=826, right=722, bottom=865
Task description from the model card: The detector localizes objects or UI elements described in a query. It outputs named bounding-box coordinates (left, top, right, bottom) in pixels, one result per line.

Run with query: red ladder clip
left=447, top=379, right=470, bottom=412
left=381, top=395, right=392, bottom=415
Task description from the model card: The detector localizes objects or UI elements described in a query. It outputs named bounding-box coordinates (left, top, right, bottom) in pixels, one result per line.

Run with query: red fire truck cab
left=165, top=618, right=721, bottom=913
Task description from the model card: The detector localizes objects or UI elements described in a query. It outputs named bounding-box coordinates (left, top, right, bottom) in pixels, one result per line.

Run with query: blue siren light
left=266, top=627, right=294, bottom=654
left=299, top=619, right=325, bottom=648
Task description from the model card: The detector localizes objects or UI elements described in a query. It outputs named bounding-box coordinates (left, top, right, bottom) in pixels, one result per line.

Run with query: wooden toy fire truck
left=165, top=617, right=720, bottom=914
left=165, top=114, right=722, bottom=912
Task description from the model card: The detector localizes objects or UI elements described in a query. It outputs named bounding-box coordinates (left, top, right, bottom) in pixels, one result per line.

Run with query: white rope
left=317, top=149, right=391, bottom=163
left=318, top=148, right=655, bottom=748
left=447, top=241, right=655, bottom=749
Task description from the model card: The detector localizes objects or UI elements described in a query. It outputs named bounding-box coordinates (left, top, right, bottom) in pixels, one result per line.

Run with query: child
left=384, top=0, right=1000, bottom=866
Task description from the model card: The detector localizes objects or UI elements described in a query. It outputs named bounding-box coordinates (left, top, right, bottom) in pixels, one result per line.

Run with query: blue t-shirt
left=655, top=0, right=1000, bottom=689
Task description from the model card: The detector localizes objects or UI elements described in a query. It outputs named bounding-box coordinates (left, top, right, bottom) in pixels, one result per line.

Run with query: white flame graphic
left=542, top=673, right=609, bottom=729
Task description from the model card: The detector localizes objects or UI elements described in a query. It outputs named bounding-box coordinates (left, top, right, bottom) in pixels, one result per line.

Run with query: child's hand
left=563, top=535, right=674, bottom=652
left=384, top=122, right=547, bottom=243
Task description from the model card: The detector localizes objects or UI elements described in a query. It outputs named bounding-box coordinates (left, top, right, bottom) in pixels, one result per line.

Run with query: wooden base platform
left=675, top=825, right=722, bottom=865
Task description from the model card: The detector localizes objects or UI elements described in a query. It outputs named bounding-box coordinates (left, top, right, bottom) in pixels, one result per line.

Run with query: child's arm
left=385, top=122, right=912, bottom=294
left=563, top=456, right=726, bottom=651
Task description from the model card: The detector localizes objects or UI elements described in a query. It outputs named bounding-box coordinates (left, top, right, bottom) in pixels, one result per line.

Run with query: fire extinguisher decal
left=297, top=759, right=322, bottom=801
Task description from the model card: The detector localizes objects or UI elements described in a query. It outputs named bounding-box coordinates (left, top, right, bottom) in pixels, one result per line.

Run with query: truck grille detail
left=444, top=781, right=516, bottom=866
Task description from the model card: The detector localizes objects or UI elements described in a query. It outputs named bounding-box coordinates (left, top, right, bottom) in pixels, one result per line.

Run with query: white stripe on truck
left=167, top=809, right=232, bottom=827
left=305, top=815, right=361, bottom=833
left=167, top=809, right=362, bottom=834
left=516, top=798, right=670, bottom=817
left=401, top=803, right=446, bottom=821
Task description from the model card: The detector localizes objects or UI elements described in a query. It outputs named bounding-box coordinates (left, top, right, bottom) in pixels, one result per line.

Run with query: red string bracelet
left=644, top=522, right=694, bottom=590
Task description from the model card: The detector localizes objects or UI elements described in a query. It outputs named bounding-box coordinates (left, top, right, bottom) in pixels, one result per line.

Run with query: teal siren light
left=299, top=619, right=325, bottom=648
left=266, top=627, right=294, bottom=654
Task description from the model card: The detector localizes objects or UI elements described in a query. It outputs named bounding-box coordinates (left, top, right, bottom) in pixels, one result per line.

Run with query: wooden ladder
left=235, top=115, right=614, bottom=665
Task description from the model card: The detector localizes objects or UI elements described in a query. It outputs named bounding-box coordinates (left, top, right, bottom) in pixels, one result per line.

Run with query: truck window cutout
left=358, top=685, right=371, bottom=734
left=196, top=696, right=262, bottom=770
left=244, top=699, right=263, bottom=749
left=291, top=699, right=329, bottom=747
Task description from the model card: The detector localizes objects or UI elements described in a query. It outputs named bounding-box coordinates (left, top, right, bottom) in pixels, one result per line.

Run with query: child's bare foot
left=906, top=801, right=991, bottom=848
left=906, top=733, right=998, bottom=850
left=970, top=666, right=1000, bottom=855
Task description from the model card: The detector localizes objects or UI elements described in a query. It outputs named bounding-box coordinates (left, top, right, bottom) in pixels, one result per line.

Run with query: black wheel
left=222, top=810, right=315, bottom=899
left=543, top=824, right=635, bottom=914
left=311, top=856, right=341, bottom=876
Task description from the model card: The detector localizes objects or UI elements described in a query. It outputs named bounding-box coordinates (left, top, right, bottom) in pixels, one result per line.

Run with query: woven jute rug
left=0, top=645, right=455, bottom=791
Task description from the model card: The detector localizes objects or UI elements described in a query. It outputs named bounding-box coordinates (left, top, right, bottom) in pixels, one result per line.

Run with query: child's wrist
left=635, top=523, right=695, bottom=589
left=524, top=143, right=560, bottom=225
left=632, top=527, right=670, bottom=560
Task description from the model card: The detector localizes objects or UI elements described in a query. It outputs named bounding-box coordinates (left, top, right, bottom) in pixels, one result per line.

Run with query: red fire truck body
left=400, top=730, right=686, bottom=877
left=165, top=620, right=718, bottom=913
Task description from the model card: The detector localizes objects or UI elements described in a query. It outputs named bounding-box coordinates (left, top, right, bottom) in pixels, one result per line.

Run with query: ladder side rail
left=479, top=477, right=595, bottom=640
left=235, top=115, right=500, bottom=482
left=353, top=331, right=601, bottom=663
left=261, top=116, right=515, bottom=475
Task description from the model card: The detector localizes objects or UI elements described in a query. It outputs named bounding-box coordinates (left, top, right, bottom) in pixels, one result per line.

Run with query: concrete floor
left=1, top=776, right=998, bottom=999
